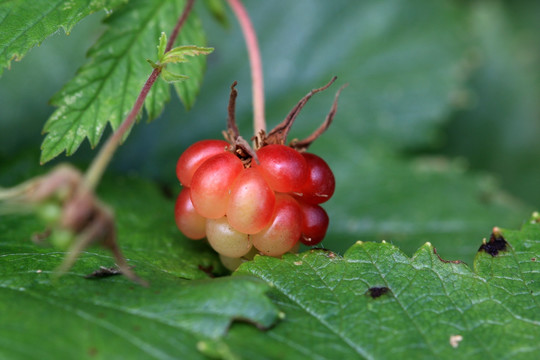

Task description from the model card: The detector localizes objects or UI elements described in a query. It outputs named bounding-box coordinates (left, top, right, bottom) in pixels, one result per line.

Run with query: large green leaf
left=229, top=216, right=540, bottom=359
left=0, top=0, right=125, bottom=76
left=0, top=173, right=279, bottom=359
left=1, top=1, right=540, bottom=358
left=40, top=0, right=208, bottom=163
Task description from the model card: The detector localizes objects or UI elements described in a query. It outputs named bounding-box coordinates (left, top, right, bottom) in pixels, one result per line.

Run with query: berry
left=174, top=187, right=206, bottom=239
left=219, top=254, right=244, bottom=272
left=297, top=153, right=335, bottom=204
left=176, top=140, right=229, bottom=187
left=190, top=152, right=244, bottom=219
left=255, top=144, right=308, bottom=193
left=219, top=247, right=258, bottom=271
left=206, top=216, right=252, bottom=258
left=174, top=77, right=342, bottom=267
left=298, top=201, right=329, bottom=246
left=226, top=167, right=276, bottom=234
left=251, top=194, right=302, bottom=256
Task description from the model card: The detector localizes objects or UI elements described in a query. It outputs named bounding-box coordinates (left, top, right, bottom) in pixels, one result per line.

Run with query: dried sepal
left=223, top=81, right=259, bottom=166
left=290, top=83, right=347, bottom=152
left=264, top=76, right=338, bottom=146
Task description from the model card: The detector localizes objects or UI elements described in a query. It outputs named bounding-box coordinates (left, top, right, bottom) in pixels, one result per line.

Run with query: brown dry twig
left=0, top=165, right=147, bottom=286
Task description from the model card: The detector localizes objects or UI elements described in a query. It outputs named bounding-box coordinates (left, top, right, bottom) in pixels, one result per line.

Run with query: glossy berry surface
left=298, top=201, right=329, bottom=246
left=206, top=216, right=252, bottom=258
left=176, top=140, right=228, bottom=187
left=174, top=188, right=206, bottom=240
left=226, top=167, right=276, bottom=234
left=255, top=144, right=308, bottom=193
left=298, top=153, right=335, bottom=204
left=251, top=194, right=303, bottom=256
left=190, top=152, right=244, bottom=219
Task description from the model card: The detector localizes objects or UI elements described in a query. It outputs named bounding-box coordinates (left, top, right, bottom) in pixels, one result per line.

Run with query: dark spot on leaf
left=96, top=312, right=106, bottom=319
left=478, top=228, right=508, bottom=256
left=85, top=266, right=121, bottom=279
left=133, top=325, right=141, bottom=332
left=532, top=258, right=537, bottom=262
left=433, top=248, right=463, bottom=264
left=367, top=287, right=390, bottom=299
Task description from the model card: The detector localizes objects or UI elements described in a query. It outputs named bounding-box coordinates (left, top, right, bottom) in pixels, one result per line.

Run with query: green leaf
left=157, top=32, right=167, bottom=60
left=161, top=45, right=214, bottom=65
left=40, top=0, right=208, bottom=163
left=230, top=218, right=540, bottom=359
left=0, top=174, right=280, bottom=359
left=161, top=69, right=189, bottom=83
left=0, top=0, right=126, bottom=77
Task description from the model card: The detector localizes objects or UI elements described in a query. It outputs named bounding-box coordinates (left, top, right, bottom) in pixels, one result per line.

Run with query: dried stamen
left=291, top=84, right=347, bottom=152
left=227, top=81, right=240, bottom=140
left=265, top=76, right=338, bottom=145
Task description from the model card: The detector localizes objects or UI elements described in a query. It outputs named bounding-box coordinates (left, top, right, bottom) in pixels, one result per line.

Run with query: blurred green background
left=1, top=0, right=539, bottom=264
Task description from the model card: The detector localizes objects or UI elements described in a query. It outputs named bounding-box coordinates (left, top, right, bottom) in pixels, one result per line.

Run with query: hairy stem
left=227, top=0, right=265, bottom=134
left=84, top=0, right=196, bottom=191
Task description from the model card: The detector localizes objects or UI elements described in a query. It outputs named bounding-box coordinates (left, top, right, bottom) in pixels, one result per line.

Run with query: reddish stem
left=166, top=0, right=195, bottom=52
left=227, top=0, right=266, bottom=134
left=84, top=0, right=196, bottom=190
left=84, top=68, right=161, bottom=190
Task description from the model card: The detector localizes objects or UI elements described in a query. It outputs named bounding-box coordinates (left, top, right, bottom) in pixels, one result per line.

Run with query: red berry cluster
left=175, top=140, right=335, bottom=256
left=174, top=78, right=342, bottom=267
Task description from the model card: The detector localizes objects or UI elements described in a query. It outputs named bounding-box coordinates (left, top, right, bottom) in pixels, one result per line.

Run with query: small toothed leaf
left=161, top=69, right=189, bottom=83
left=0, top=0, right=127, bottom=77
left=146, top=59, right=160, bottom=69
left=40, top=0, right=208, bottom=163
left=161, top=45, right=214, bottom=65
left=157, top=32, right=168, bottom=60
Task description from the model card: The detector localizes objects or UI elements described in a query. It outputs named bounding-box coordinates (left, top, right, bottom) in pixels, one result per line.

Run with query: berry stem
left=227, top=0, right=266, bottom=134
left=83, top=0, right=196, bottom=191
